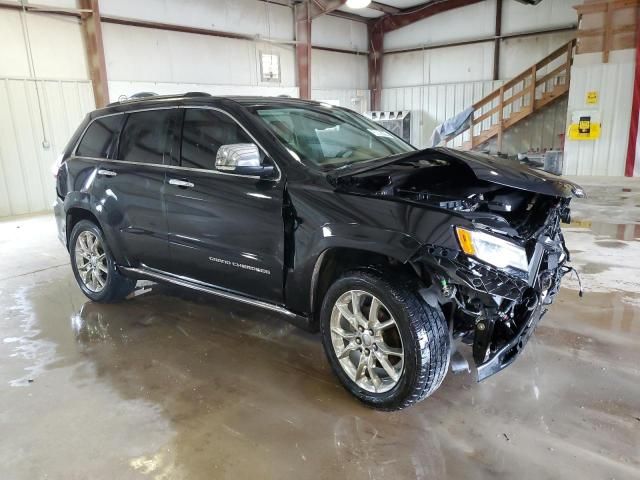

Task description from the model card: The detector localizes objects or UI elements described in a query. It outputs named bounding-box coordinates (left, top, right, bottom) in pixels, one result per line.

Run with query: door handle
left=97, top=169, right=117, bottom=177
left=169, top=178, right=195, bottom=188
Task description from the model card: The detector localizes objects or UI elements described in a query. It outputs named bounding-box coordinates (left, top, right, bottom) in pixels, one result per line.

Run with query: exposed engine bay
left=333, top=150, right=581, bottom=381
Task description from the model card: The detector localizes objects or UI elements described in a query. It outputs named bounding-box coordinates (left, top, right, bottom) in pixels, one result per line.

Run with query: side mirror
left=215, top=143, right=274, bottom=177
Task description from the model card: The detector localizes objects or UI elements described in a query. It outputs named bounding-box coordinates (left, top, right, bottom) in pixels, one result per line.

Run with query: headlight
left=455, top=227, right=528, bottom=272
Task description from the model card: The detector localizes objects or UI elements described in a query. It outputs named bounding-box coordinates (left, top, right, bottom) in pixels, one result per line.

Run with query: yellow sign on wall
left=586, top=91, right=598, bottom=104
left=568, top=110, right=601, bottom=141
left=568, top=118, right=601, bottom=140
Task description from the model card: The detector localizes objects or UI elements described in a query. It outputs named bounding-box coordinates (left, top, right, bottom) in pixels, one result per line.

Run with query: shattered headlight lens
left=455, top=227, right=528, bottom=272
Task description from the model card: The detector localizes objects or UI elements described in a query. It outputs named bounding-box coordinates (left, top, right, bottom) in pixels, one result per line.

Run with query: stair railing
left=458, top=38, right=575, bottom=151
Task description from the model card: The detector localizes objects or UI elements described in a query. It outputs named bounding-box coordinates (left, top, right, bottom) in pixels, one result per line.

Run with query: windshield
left=251, top=105, right=414, bottom=169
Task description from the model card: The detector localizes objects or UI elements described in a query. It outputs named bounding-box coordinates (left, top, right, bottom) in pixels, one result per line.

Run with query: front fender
left=283, top=221, right=422, bottom=317
left=283, top=185, right=471, bottom=315
left=315, top=223, right=422, bottom=262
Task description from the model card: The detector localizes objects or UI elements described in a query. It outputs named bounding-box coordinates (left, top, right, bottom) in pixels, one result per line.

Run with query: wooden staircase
left=459, top=39, right=575, bottom=151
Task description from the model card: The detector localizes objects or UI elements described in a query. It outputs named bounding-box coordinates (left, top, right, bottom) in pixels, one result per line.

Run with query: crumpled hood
left=330, top=147, right=584, bottom=199
left=438, top=148, right=583, bottom=198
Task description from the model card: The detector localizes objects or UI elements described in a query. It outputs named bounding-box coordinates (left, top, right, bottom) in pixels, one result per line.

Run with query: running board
left=119, top=265, right=313, bottom=331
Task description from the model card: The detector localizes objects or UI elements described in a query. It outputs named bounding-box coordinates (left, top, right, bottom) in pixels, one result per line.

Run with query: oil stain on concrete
left=0, top=181, right=639, bottom=479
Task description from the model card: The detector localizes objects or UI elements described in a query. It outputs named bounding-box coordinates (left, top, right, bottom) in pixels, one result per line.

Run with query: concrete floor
left=1, top=178, right=639, bottom=480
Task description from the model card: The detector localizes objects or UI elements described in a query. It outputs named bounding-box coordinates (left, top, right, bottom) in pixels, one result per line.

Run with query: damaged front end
left=415, top=201, right=574, bottom=381
left=331, top=147, right=584, bottom=381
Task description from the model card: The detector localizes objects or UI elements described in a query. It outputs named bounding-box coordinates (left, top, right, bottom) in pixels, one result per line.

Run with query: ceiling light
left=346, top=0, right=371, bottom=9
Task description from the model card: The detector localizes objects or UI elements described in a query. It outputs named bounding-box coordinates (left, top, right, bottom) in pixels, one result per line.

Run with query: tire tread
left=70, top=220, right=136, bottom=303
left=320, top=267, right=450, bottom=411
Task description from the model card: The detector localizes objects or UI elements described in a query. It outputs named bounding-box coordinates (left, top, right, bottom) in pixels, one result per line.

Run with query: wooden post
left=497, top=85, right=504, bottom=152
left=78, top=0, right=109, bottom=108
left=603, top=2, right=613, bottom=63
left=528, top=65, right=537, bottom=112
left=493, top=0, right=502, bottom=81
left=368, top=23, right=384, bottom=111
left=565, top=40, right=574, bottom=87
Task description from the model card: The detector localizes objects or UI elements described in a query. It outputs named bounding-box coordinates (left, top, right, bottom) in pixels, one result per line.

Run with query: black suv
left=54, top=93, right=583, bottom=410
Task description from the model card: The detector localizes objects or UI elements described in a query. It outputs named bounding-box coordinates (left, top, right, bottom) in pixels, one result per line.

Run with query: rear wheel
left=70, top=220, right=136, bottom=302
left=320, top=269, right=450, bottom=410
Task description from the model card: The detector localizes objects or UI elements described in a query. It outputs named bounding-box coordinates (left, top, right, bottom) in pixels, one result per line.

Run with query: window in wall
left=260, top=52, right=281, bottom=83
left=118, top=110, right=173, bottom=165
left=181, top=109, right=257, bottom=170
left=76, top=114, right=125, bottom=158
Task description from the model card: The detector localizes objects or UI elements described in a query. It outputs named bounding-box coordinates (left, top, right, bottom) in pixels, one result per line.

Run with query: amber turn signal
left=455, top=227, right=476, bottom=255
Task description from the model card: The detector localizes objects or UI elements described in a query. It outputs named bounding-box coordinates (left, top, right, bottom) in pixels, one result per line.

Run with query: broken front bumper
left=476, top=300, right=546, bottom=381
left=417, top=225, right=568, bottom=382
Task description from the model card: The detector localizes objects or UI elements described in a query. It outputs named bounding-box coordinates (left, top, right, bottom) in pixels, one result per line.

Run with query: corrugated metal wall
left=0, top=78, right=94, bottom=217
left=381, top=79, right=569, bottom=153
left=486, top=97, right=569, bottom=154
left=311, top=89, right=370, bottom=113
left=381, top=80, right=503, bottom=148
left=563, top=52, right=635, bottom=176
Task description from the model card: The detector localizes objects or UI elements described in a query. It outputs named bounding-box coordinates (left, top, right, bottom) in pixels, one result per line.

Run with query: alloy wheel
left=75, top=231, right=108, bottom=293
left=329, top=290, right=404, bottom=393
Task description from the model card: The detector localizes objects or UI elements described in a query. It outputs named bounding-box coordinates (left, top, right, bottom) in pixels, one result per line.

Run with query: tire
left=320, top=268, right=450, bottom=411
left=69, top=219, right=136, bottom=303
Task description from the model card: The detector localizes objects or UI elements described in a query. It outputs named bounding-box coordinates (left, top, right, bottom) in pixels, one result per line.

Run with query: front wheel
left=320, top=269, right=450, bottom=411
left=70, top=219, right=136, bottom=303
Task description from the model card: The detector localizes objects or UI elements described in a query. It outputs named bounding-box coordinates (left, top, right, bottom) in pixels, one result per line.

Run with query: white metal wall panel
left=383, top=43, right=495, bottom=88
left=99, top=0, right=295, bottom=41
left=383, top=0, right=578, bottom=52
left=382, top=78, right=571, bottom=153
left=311, top=50, right=368, bottom=90
left=311, top=89, right=370, bottom=113
left=501, top=0, right=581, bottom=36
left=311, top=15, right=368, bottom=52
left=381, top=80, right=502, bottom=148
left=0, top=78, right=93, bottom=217
left=485, top=97, right=569, bottom=154
left=563, top=51, right=635, bottom=176
left=103, top=23, right=297, bottom=88
left=383, top=0, right=496, bottom=51
left=500, top=32, right=576, bottom=80
left=0, top=9, right=89, bottom=80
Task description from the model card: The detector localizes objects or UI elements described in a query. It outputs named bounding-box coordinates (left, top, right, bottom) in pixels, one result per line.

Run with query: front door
left=165, top=107, right=284, bottom=303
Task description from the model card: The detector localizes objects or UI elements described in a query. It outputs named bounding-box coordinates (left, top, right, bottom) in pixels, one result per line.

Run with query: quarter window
left=76, top=115, right=124, bottom=158
left=118, top=110, right=173, bottom=165
left=180, top=109, right=257, bottom=170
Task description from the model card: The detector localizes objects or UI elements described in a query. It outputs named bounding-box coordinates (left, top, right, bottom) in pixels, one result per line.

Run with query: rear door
left=89, top=108, right=178, bottom=270
left=164, top=107, right=285, bottom=303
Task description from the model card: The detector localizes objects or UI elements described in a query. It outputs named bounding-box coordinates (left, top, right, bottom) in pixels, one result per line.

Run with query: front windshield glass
left=251, top=105, right=414, bottom=169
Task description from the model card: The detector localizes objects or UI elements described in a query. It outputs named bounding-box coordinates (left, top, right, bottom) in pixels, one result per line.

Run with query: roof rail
left=105, top=91, right=212, bottom=107
left=129, top=92, right=158, bottom=99
left=106, top=91, right=157, bottom=107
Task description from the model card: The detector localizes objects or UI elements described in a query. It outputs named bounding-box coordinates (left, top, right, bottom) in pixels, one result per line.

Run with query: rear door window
left=76, top=114, right=125, bottom=158
left=118, top=110, right=173, bottom=164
